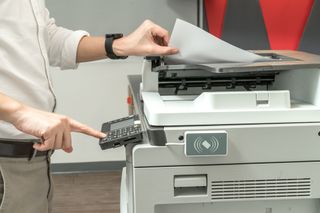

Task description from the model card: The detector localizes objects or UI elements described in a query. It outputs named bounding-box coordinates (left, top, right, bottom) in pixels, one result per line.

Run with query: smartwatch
left=105, top=34, right=128, bottom=60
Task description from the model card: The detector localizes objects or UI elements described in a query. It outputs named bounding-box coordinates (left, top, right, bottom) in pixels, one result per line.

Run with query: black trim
left=145, top=119, right=167, bottom=146
left=202, top=0, right=209, bottom=31
left=222, top=0, right=270, bottom=50
left=299, top=0, right=320, bottom=54
left=197, top=0, right=201, bottom=27
left=51, top=161, right=125, bottom=174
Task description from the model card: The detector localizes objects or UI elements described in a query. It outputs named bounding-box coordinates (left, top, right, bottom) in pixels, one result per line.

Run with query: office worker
left=0, top=0, right=178, bottom=212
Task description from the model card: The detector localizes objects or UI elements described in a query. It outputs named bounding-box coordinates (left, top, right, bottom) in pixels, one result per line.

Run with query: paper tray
left=160, top=50, right=320, bottom=74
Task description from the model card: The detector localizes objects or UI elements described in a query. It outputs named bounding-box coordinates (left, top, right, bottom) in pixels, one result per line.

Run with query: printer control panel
left=99, top=115, right=142, bottom=150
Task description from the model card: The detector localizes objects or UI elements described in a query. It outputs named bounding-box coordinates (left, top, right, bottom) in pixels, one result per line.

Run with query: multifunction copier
left=119, top=50, right=320, bottom=213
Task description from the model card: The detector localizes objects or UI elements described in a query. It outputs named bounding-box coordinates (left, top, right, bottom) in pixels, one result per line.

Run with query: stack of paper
left=165, top=19, right=271, bottom=65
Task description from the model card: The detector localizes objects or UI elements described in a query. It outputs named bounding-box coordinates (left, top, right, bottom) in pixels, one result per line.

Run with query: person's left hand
left=112, top=20, right=179, bottom=56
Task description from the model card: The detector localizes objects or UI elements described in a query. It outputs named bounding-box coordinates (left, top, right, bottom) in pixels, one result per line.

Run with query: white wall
left=46, top=0, right=198, bottom=35
left=47, top=0, right=198, bottom=163
left=50, top=59, right=142, bottom=163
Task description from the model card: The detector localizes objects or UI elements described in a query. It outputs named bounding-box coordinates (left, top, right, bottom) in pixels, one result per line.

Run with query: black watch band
left=105, top=34, right=128, bottom=60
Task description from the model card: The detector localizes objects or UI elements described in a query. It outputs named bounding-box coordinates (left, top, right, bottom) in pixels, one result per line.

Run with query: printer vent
left=211, top=178, right=311, bottom=200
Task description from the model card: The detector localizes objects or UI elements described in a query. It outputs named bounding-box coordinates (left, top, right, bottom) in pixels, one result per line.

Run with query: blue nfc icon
left=193, top=136, right=220, bottom=154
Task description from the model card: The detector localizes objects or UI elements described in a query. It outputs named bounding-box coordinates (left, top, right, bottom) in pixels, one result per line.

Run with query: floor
left=52, top=171, right=121, bottom=213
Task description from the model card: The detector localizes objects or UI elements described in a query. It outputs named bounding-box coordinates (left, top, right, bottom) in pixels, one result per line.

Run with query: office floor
left=52, top=171, right=121, bottom=213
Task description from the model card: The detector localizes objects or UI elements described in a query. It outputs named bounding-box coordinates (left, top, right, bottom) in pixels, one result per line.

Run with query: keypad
left=99, top=115, right=143, bottom=150
left=102, top=125, right=141, bottom=143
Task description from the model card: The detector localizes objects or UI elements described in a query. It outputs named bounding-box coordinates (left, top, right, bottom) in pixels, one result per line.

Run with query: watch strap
left=105, top=34, right=128, bottom=60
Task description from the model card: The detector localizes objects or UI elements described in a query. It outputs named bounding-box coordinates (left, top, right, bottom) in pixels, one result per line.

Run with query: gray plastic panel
left=299, top=0, right=320, bottom=55
left=221, top=0, right=270, bottom=50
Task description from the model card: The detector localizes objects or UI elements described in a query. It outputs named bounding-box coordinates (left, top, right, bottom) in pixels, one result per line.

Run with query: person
left=0, top=0, right=178, bottom=212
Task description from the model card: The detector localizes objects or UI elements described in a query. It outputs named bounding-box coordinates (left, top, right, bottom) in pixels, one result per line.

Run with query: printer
left=120, top=50, right=320, bottom=213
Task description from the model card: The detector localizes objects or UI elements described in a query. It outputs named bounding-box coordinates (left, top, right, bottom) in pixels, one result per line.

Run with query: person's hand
left=113, top=20, right=179, bottom=56
left=10, top=105, right=106, bottom=153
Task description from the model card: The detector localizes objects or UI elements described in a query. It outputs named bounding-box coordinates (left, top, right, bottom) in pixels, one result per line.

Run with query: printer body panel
left=132, top=123, right=320, bottom=167
left=129, top=161, right=320, bottom=213
left=123, top=50, right=320, bottom=213
left=142, top=92, right=320, bottom=126
left=272, top=68, right=320, bottom=107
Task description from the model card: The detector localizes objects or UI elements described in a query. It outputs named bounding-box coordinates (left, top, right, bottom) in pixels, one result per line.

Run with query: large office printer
left=116, top=50, right=320, bottom=213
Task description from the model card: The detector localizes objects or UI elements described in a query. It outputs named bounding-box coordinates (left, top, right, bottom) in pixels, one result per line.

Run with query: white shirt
left=0, top=0, right=88, bottom=139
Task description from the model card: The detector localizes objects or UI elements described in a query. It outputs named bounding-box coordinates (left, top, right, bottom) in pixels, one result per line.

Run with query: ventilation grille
left=211, top=178, right=311, bottom=200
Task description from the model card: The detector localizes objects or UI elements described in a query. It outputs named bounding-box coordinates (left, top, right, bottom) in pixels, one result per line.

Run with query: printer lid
left=159, top=50, right=320, bottom=74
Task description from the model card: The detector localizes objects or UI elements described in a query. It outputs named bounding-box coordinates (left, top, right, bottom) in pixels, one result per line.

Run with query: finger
left=33, top=136, right=55, bottom=151
left=54, top=132, right=64, bottom=150
left=64, top=146, right=73, bottom=153
left=33, top=142, right=43, bottom=150
left=62, top=129, right=73, bottom=153
left=44, top=136, right=56, bottom=150
left=69, top=119, right=106, bottom=138
left=150, top=25, right=170, bottom=45
left=151, top=45, right=179, bottom=56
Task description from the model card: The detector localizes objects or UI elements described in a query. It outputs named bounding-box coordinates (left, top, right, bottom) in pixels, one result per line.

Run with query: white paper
left=166, top=19, right=271, bottom=65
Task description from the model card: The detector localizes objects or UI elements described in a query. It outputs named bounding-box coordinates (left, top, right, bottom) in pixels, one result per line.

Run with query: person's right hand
left=11, top=105, right=105, bottom=153
left=113, top=20, right=179, bottom=56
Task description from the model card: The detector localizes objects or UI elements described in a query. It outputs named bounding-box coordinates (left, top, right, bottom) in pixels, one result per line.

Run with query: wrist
left=112, top=37, right=127, bottom=57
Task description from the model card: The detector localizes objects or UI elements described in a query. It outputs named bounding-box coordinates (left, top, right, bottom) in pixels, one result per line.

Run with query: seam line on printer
left=134, top=160, right=320, bottom=169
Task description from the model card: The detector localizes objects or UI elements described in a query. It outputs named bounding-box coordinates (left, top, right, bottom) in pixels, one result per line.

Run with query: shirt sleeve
left=45, top=9, right=89, bottom=70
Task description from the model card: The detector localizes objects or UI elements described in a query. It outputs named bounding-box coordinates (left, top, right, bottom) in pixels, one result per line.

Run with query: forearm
left=0, top=92, right=23, bottom=124
left=76, top=20, right=178, bottom=63
left=0, top=91, right=105, bottom=150
left=76, top=36, right=107, bottom=63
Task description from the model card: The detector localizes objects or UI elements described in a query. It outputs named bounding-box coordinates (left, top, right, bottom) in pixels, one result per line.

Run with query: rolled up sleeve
left=45, top=9, right=89, bottom=70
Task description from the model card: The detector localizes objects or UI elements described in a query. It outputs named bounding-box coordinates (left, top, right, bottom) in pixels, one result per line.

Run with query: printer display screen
left=110, top=118, right=134, bottom=130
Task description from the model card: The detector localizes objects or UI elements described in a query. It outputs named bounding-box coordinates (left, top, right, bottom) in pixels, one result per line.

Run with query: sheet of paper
left=165, top=19, right=271, bottom=65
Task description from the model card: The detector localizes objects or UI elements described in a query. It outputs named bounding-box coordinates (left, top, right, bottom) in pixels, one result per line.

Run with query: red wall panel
left=205, top=0, right=227, bottom=38
left=260, top=0, right=314, bottom=50
left=205, top=0, right=315, bottom=50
